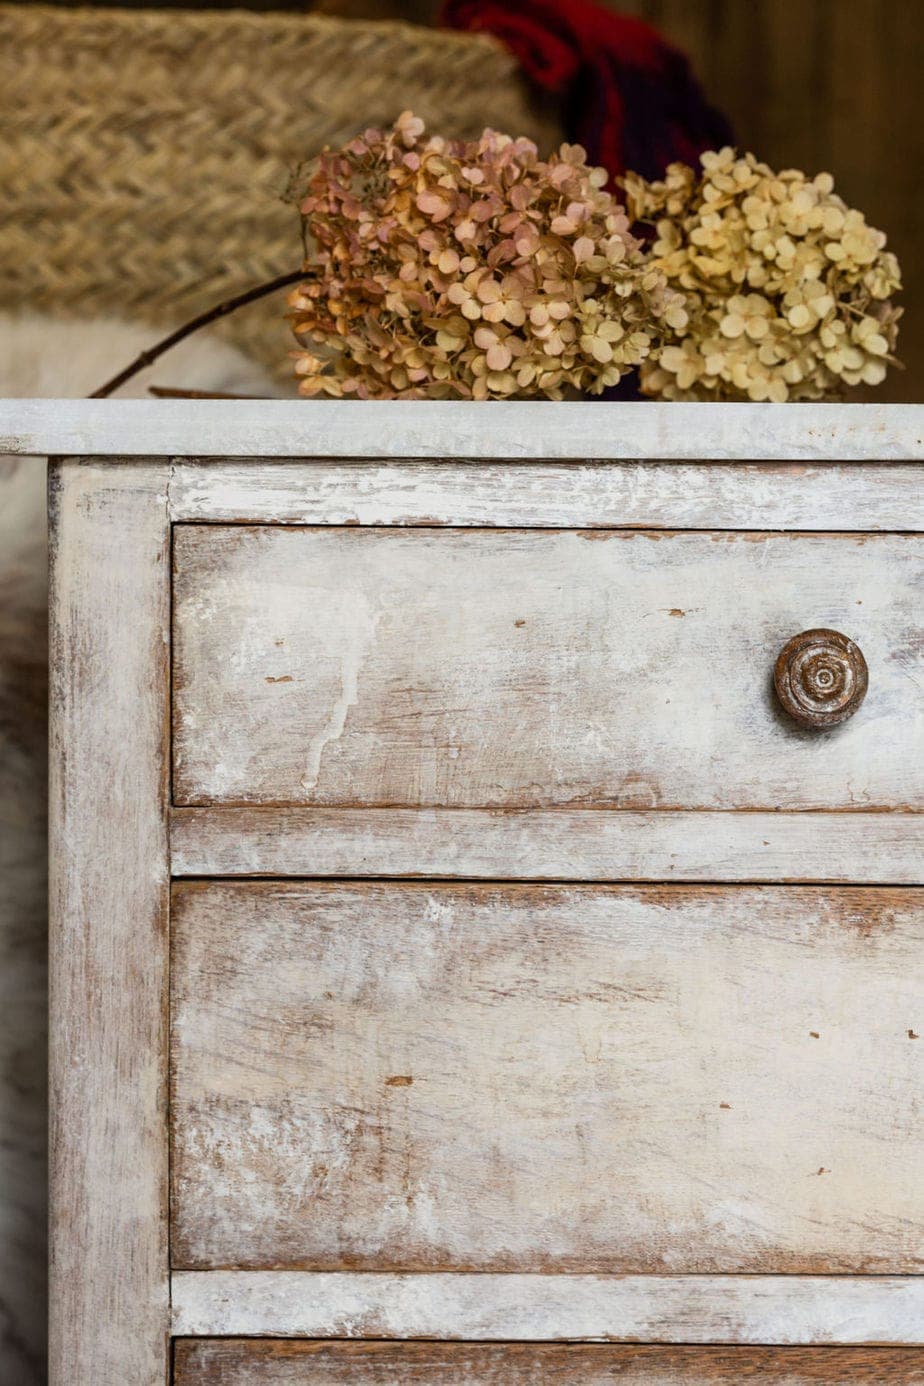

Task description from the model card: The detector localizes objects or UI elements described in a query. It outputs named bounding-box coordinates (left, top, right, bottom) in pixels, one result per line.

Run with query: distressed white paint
left=170, top=1271, right=924, bottom=1344
left=168, top=460, right=924, bottom=531
left=172, top=527, right=923, bottom=811
left=44, top=414, right=924, bottom=1364
left=2, top=399, right=923, bottom=459
left=49, top=462, right=170, bottom=1385
left=171, top=882, right=923, bottom=1275
left=169, top=806, right=924, bottom=884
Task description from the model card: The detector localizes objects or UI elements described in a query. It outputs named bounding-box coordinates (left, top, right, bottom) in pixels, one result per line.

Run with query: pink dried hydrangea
left=289, top=112, right=686, bottom=399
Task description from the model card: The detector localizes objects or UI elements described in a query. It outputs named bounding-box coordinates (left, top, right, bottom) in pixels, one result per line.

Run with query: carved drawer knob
left=774, top=629, right=868, bottom=729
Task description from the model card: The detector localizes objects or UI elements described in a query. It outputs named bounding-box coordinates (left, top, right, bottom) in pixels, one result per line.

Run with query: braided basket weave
left=0, top=4, right=558, bottom=377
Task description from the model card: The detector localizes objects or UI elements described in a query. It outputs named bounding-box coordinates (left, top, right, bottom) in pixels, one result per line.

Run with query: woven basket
left=0, top=4, right=559, bottom=378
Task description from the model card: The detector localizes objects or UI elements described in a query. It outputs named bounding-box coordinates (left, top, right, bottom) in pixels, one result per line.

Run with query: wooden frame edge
left=170, top=1271, right=924, bottom=1344
left=166, top=459, right=924, bottom=531
left=49, top=459, right=172, bottom=1385
left=168, top=806, right=924, bottom=884
left=4, top=400, right=924, bottom=460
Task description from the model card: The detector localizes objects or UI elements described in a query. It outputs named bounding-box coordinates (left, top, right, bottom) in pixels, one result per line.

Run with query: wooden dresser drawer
left=172, top=526, right=922, bottom=811
left=173, top=1341, right=924, bottom=1384
left=170, top=881, right=922, bottom=1275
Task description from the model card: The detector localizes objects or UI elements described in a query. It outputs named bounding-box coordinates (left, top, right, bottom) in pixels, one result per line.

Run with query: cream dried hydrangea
left=289, top=112, right=686, bottom=399
left=624, top=148, right=902, bottom=402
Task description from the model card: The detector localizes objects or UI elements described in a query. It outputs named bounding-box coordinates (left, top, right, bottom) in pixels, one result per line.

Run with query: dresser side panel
left=48, top=460, right=171, bottom=1385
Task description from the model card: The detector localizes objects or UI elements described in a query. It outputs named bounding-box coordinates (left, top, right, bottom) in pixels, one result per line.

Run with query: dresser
left=9, top=398, right=922, bottom=1384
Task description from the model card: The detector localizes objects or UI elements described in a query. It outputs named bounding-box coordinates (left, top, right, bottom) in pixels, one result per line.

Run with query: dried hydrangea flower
left=289, top=113, right=685, bottom=400
left=624, top=148, right=902, bottom=402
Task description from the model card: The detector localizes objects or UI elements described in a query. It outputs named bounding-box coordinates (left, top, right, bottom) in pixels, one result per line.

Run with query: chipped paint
left=172, top=528, right=924, bottom=811
left=171, top=882, right=924, bottom=1276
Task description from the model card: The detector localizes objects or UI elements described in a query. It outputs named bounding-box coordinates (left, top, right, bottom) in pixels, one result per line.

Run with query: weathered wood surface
left=49, top=461, right=170, bottom=1384
left=169, top=806, right=924, bottom=883
left=2, top=399, right=923, bottom=459
left=170, top=882, right=923, bottom=1274
left=173, top=526, right=923, bottom=811
left=172, top=1339, right=924, bottom=1384
left=170, top=1271, right=924, bottom=1344
left=168, top=460, right=924, bottom=531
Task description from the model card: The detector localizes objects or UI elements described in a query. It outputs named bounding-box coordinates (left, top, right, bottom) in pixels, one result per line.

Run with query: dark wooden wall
left=40, top=0, right=923, bottom=398
left=614, top=0, right=922, bottom=402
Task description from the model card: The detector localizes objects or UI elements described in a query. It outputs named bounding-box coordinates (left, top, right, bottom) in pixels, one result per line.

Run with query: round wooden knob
left=774, top=629, right=868, bottom=729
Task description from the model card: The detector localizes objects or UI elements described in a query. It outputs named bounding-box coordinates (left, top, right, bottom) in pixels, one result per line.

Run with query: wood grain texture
left=170, top=882, right=923, bottom=1275
left=170, top=1271, right=924, bottom=1344
left=167, top=460, right=924, bottom=530
left=169, top=806, right=924, bottom=883
left=173, top=1340, right=924, bottom=1384
left=48, top=461, right=170, bottom=1385
left=172, top=526, right=923, bottom=810
left=1, top=399, right=923, bottom=459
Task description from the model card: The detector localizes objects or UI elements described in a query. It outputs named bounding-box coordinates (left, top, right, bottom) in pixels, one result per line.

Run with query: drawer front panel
left=172, top=527, right=923, bottom=811
left=170, top=882, right=922, bottom=1274
left=173, top=1341, right=924, bottom=1384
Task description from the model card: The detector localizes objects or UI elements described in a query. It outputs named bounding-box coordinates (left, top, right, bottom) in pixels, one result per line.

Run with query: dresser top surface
left=4, top=399, right=923, bottom=460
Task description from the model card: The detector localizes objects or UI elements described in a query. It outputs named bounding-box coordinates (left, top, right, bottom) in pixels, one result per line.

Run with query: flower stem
left=88, top=270, right=303, bottom=399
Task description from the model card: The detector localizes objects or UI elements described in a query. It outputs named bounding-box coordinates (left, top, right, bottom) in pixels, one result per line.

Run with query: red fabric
left=441, top=0, right=733, bottom=183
